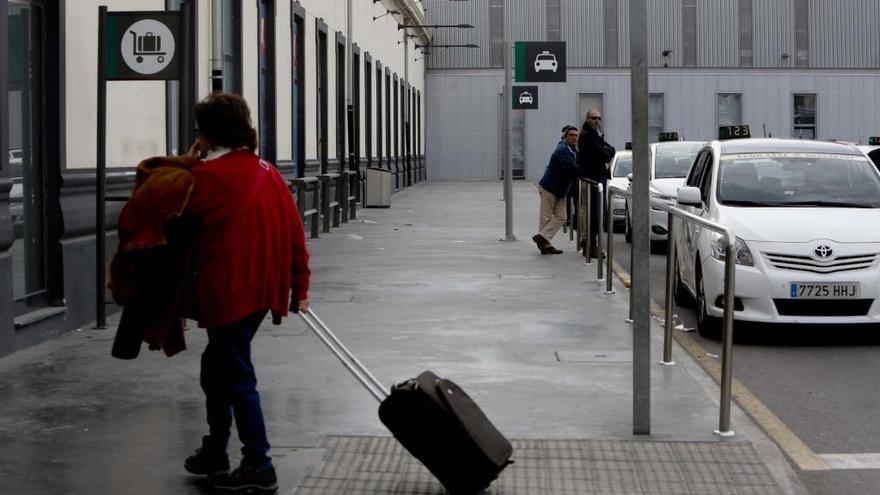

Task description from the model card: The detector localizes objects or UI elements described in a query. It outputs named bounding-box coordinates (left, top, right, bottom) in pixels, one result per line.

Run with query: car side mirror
left=677, top=186, right=702, bottom=207
left=626, top=173, right=633, bottom=182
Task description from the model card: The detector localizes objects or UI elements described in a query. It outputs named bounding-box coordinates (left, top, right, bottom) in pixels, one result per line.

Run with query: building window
left=717, top=93, right=742, bottom=127
left=794, top=0, right=809, bottom=67
left=604, top=0, right=619, bottom=67
left=793, top=94, right=816, bottom=139
left=393, top=74, right=399, bottom=161
left=375, top=63, right=382, bottom=162
left=336, top=34, right=345, bottom=170
left=352, top=49, right=360, bottom=170
left=682, top=0, right=696, bottom=67
left=385, top=69, right=391, bottom=165
left=316, top=20, right=328, bottom=173
left=546, top=0, right=561, bottom=42
left=649, top=94, right=665, bottom=143
left=221, top=0, right=242, bottom=93
left=8, top=0, right=46, bottom=303
left=489, top=0, right=504, bottom=67
left=739, top=0, right=753, bottom=67
left=364, top=55, right=372, bottom=165
left=291, top=4, right=305, bottom=177
left=258, top=0, right=276, bottom=163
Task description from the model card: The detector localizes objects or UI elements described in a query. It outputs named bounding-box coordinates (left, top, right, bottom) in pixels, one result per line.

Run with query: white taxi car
left=625, top=140, right=703, bottom=249
left=674, top=132, right=880, bottom=336
left=608, top=150, right=631, bottom=229
left=533, top=52, right=557, bottom=73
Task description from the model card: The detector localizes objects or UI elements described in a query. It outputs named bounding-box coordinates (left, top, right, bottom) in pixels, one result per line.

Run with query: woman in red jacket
left=182, top=93, right=310, bottom=493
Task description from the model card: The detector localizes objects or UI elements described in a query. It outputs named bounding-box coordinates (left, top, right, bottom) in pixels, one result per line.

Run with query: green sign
left=105, top=11, right=182, bottom=80
left=514, top=41, right=566, bottom=83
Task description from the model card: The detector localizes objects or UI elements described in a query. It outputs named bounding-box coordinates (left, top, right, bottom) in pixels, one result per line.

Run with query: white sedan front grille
left=763, top=252, right=879, bottom=274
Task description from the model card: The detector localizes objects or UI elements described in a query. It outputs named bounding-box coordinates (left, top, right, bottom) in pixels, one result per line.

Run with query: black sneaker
left=212, top=465, right=278, bottom=493
left=184, top=443, right=229, bottom=476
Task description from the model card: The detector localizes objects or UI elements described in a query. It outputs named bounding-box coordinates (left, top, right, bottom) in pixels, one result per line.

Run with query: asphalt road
left=609, top=227, right=880, bottom=495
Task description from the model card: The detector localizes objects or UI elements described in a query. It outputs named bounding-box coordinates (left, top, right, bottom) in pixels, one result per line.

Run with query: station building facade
left=424, top=0, right=880, bottom=181
left=0, top=0, right=427, bottom=356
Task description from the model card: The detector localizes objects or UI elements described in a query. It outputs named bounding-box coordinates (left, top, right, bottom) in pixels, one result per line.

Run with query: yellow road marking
left=610, top=261, right=831, bottom=471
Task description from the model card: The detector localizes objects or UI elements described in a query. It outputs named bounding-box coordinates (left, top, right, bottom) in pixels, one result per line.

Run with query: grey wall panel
left=561, top=0, right=603, bottom=67
left=697, top=0, right=738, bottom=67
left=425, top=0, right=490, bottom=69
left=648, top=0, right=682, bottom=67
left=427, top=69, right=880, bottom=180
left=809, top=0, right=880, bottom=68
left=753, top=0, right=794, bottom=67
left=505, top=0, right=546, bottom=43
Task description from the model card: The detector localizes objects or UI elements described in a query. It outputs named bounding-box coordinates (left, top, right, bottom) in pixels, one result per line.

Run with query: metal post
left=661, top=213, right=676, bottom=365
left=503, top=39, right=514, bottom=241
left=584, top=184, right=592, bottom=265
left=605, top=189, right=615, bottom=294
left=630, top=0, right=651, bottom=435
left=95, top=6, right=107, bottom=330
left=577, top=180, right=586, bottom=251
left=716, top=240, right=737, bottom=436
left=627, top=240, right=634, bottom=323
left=597, top=183, right=604, bottom=280
left=211, top=0, right=222, bottom=91
left=567, top=195, right=572, bottom=239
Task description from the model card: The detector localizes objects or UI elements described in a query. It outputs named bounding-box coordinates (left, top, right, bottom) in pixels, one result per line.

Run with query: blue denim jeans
left=201, top=310, right=272, bottom=469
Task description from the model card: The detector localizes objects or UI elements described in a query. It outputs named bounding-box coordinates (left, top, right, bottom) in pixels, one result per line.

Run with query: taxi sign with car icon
left=533, top=51, right=558, bottom=73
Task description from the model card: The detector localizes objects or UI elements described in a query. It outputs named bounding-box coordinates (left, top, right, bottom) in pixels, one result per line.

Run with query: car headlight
left=710, top=235, right=754, bottom=266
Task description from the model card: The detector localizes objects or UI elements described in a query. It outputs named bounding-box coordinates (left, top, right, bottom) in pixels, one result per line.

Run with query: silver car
left=607, top=151, right=632, bottom=230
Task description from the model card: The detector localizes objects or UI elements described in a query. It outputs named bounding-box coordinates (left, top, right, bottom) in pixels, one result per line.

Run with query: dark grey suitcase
left=299, top=309, right=513, bottom=494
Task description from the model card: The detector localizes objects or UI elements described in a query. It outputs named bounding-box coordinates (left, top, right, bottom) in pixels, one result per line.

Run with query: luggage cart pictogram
left=129, top=30, right=166, bottom=64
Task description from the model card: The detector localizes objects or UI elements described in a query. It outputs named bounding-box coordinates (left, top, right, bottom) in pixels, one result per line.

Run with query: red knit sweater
left=187, top=150, right=310, bottom=328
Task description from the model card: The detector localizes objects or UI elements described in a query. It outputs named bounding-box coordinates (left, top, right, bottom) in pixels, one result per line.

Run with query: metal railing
left=575, top=178, right=606, bottom=281
left=606, top=184, right=737, bottom=437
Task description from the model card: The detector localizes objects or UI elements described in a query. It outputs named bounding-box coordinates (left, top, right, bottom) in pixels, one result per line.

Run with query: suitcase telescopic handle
left=298, top=308, right=389, bottom=402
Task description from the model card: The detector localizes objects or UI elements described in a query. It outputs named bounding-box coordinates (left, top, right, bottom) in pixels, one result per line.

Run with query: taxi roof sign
left=719, top=125, right=750, bottom=140
left=658, top=132, right=679, bottom=142
left=869, top=136, right=879, bottom=146
left=625, top=142, right=632, bottom=150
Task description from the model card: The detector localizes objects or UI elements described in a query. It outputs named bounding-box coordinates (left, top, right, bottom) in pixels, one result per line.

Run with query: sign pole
left=95, top=6, right=108, bottom=329
left=630, top=0, right=651, bottom=434
left=503, top=39, right=514, bottom=241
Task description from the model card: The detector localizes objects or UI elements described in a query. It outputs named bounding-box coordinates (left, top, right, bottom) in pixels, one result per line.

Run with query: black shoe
left=532, top=234, right=551, bottom=254
left=546, top=245, right=563, bottom=254
left=212, top=465, right=278, bottom=493
left=184, top=438, right=229, bottom=476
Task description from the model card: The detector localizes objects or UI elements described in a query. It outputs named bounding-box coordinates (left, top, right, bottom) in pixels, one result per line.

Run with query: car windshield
left=613, top=157, right=632, bottom=177
left=537, top=54, right=554, bottom=60
left=717, top=153, right=880, bottom=208
left=653, top=142, right=702, bottom=178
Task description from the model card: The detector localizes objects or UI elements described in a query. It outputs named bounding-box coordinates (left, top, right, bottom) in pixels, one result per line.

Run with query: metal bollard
left=583, top=181, right=592, bottom=265
left=716, top=240, right=737, bottom=437
left=567, top=194, right=573, bottom=239
left=577, top=180, right=586, bottom=255
left=597, top=183, right=604, bottom=280
left=627, top=238, right=634, bottom=323
left=661, top=214, right=676, bottom=365
left=605, top=188, right=615, bottom=294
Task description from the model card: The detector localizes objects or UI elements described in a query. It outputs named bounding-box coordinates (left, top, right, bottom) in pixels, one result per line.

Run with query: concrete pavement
left=0, top=181, right=806, bottom=494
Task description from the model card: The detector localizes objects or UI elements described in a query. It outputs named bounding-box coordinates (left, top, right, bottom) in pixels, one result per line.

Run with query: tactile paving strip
left=294, top=436, right=783, bottom=494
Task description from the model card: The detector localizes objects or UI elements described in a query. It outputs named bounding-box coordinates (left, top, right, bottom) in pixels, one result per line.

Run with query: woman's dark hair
left=194, top=93, right=258, bottom=151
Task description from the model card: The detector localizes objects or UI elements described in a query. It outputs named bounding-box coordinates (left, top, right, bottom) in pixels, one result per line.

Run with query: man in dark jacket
left=533, top=126, right=581, bottom=254
left=577, top=109, right=616, bottom=257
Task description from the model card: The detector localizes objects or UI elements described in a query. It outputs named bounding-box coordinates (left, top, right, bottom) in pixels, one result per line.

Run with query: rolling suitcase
left=298, top=309, right=513, bottom=494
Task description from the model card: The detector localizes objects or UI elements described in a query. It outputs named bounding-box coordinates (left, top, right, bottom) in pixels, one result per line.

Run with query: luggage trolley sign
left=105, top=11, right=182, bottom=80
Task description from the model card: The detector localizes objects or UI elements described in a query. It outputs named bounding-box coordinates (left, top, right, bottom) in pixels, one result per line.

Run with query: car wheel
left=696, top=266, right=721, bottom=339
left=624, top=214, right=632, bottom=243
left=673, top=256, right=693, bottom=307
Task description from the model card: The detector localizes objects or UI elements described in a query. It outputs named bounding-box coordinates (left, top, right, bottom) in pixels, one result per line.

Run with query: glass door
left=8, top=0, right=46, bottom=303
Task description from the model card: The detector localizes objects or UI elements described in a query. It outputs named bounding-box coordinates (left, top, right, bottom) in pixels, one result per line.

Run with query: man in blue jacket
left=533, top=126, right=581, bottom=254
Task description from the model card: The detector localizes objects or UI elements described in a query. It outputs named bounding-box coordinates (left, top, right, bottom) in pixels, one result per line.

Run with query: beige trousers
left=537, top=185, right=567, bottom=241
